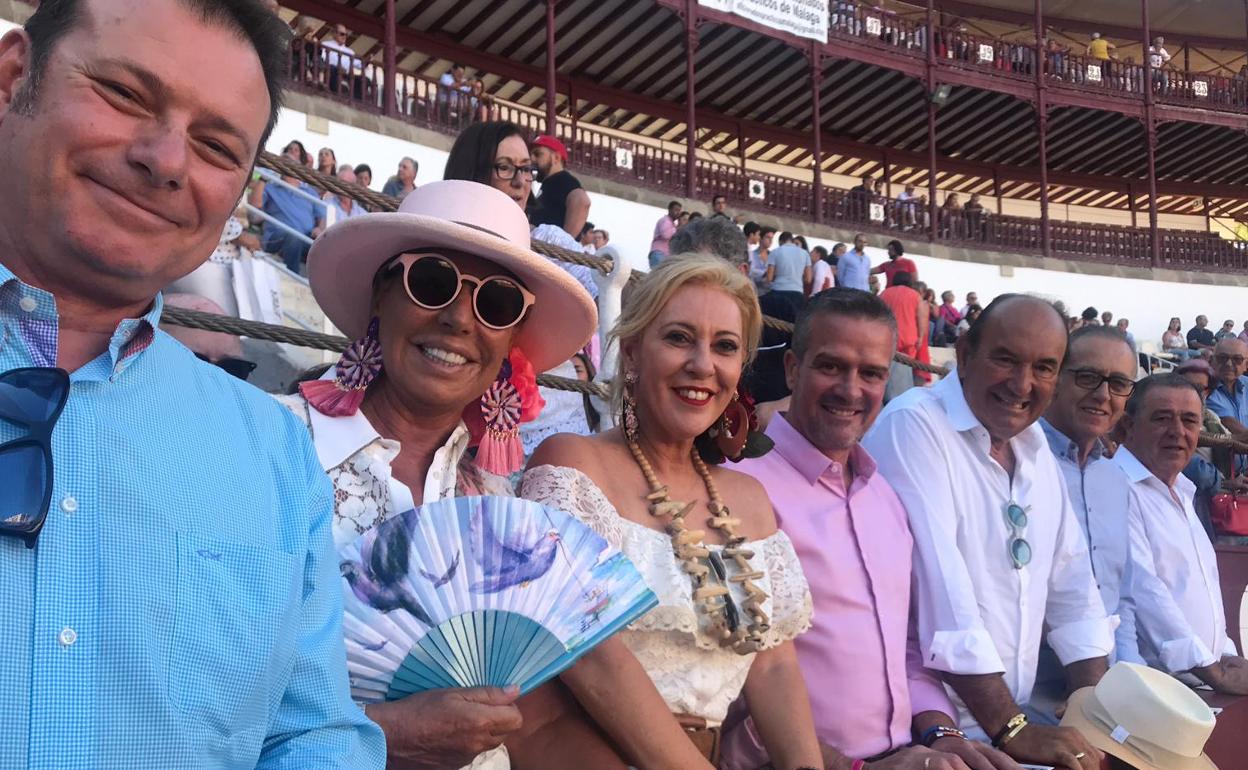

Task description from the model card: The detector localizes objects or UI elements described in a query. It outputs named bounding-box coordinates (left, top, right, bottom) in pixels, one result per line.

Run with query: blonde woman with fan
left=281, top=179, right=713, bottom=770
left=522, top=255, right=825, bottom=769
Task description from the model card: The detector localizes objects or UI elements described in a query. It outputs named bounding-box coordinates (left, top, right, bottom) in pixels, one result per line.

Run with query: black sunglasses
left=195, top=353, right=257, bottom=381
left=0, top=367, right=71, bottom=548
left=390, top=253, right=534, bottom=330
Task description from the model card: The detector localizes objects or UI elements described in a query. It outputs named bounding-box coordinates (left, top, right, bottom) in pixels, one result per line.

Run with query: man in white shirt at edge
left=863, top=295, right=1109, bottom=770
left=1028, top=326, right=1145, bottom=724
left=1115, top=373, right=1248, bottom=695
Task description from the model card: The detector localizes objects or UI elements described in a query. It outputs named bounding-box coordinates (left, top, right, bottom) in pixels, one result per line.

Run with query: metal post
left=544, top=0, right=557, bottom=136
left=383, top=0, right=397, bottom=116
left=926, top=0, right=938, bottom=241
left=882, top=151, right=892, bottom=199
left=1142, top=0, right=1160, bottom=267
left=993, top=168, right=1003, bottom=215
left=1035, top=0, right=1050, bottom=258
left=1129, top=183, right=1138, bottom=227
left=684, top=1, right=699, bottom=199
left=568, top=80, right=577, bottom=142
left=811, top=44, right=824, bottom=223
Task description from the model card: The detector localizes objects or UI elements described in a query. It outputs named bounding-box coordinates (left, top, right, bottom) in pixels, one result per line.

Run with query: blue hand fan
left=339, top=495, right=657, bottom=702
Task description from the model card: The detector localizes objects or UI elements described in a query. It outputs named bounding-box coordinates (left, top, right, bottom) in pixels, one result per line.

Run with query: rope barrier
left=254, top=151, right=953, bottom=377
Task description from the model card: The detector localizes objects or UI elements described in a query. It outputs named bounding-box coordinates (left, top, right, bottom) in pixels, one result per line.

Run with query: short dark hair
left=1081, top=306, right=1100, bottom=321
left=668, top=200, right=682, bottom=212
left=892, top=271, right=913, bottom=287
left=593, top=228, right=609, bottom=241
left=712, top=194, right=726, bottom=203
left=743, top=221, right=760, bottom=237
left=444, top=120, right=526, bottom=185
left=887, top=239, right=904, bottom=257
left=353, top=163, right=372, bottom=178
left=669, top=217, right=748, bottom=267
left=760, top=226, right=777, bottom=238
left=792, top=288, right=897, bottom=361
left=812, top=245, right=829, bottom=261
left=778, top=231, right=793, bottom=244
left=964, top=294, right=1068, bottom=357
left=1124, top=373, right=1202, bottom=418
left=20, top=0, right=292, bottom=153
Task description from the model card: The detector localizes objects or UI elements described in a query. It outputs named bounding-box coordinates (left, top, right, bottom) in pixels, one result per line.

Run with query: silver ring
left=1074, top=752, right=1087, bottom=760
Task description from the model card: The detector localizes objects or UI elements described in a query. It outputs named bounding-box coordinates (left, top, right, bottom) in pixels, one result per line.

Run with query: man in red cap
left=529, top=134, right=591, bottom=239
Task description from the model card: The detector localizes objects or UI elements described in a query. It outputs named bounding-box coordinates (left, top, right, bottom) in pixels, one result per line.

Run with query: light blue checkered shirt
left=0, top=263, right=385, bottom=770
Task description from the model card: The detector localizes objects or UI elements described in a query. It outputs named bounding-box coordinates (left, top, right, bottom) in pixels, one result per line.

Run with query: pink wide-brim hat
left=307, top=179, right=598, bottom=374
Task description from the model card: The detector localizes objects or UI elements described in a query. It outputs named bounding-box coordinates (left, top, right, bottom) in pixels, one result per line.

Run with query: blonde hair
left=609, top=253, right=762, bottom=416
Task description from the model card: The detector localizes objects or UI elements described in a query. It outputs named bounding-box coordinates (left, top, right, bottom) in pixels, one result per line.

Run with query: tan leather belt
left=674, top=713, right=721, bottom=764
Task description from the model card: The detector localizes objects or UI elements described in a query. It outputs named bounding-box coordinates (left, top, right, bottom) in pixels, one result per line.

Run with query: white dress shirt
left=1115, top=447, right=1237, bottom=674
left=1039, top=419, right=1142, bottom=664
left=863, top=372, right=1114, bottom=731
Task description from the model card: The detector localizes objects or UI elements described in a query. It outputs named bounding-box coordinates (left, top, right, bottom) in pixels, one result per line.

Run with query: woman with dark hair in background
left=316, top=146, right=338, bottom=177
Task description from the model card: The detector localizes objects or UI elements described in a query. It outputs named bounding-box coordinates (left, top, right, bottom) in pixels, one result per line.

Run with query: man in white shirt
left=1030, top=326, right=1144, bottom=723
left=863, top=295, right=1109, bottom=770
left=1148, top=36, right=1171, bottom=93
left=1116, top=374, right=1248, bottom=695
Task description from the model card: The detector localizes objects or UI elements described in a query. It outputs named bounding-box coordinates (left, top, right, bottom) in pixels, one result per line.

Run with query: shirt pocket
left=170, top=530, right=302, bottom=738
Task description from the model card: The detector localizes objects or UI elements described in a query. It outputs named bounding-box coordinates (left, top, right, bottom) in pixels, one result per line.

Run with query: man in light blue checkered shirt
left=0, top=1, right=384, bottom=767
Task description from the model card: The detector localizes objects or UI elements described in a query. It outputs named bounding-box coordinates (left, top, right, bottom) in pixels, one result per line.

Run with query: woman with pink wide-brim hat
left=280, top=178, right=625, bottom=770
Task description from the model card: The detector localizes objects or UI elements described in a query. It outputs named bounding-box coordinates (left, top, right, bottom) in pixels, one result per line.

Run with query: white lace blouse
left=520, top=464, right=813, bottom=727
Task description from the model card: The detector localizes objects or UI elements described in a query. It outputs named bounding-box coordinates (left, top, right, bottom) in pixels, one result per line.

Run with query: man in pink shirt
left=721, top=289, right=1017, bottom=770
left=648, top=200, right=682, bottom=267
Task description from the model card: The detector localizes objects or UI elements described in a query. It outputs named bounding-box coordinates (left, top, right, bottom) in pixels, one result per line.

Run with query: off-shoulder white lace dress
left=521, top=464, right=813, bottom=727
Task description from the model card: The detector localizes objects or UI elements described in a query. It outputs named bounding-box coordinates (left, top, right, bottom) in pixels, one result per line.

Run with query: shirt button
left=18, top=296, right=38, bottom=313
left=58, top=627, right=77, bottom=647
left=61, top=496, right=78, bottom=514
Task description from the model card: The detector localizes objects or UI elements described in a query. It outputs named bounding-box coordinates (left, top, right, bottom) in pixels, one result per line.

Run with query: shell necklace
left=625, top=437, right=770, bottom=654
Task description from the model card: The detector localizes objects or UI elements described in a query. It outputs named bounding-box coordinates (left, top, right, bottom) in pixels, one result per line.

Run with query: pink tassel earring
left=300, top=317, right=383, bottom=416
left=474, top=357, right=525, bottom=476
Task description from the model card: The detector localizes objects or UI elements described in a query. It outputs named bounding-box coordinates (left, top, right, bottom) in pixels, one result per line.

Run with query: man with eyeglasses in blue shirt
left=0, top=1, right=383, bottom=768
left=1029, top=326, right=1145, bottom=725
left=1207, top=336, right=1248, bottom=443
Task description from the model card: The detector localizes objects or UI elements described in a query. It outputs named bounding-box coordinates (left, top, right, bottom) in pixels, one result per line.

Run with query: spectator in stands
left=871, top=238, right=917, bottom=288
left=864, top=295, right=1110, bottom=770
left=649, top=200, right=682, bottom=267
left=1148, top=36, right=1171, bottom=93
left=321, top=23, right=358, bottom=95
left=325, top=165, right=366, bottom=222
left=577, top=221, right=596, bottom=253
left=848, top=174, right=874, bottom=220
left=0, top=0, right=384, bottom=765
left=961, top=291, right=979, bottom=316
left=709, top=193, right=731, bottom=221
left=1087, top=33, right=1115, bottom=83
left=1240, top=319, right=1248, bottom=344
left=957, top=303, right=982, bottom=337
left=1173, top=359, right=1238, bottom=539
left=313, top=147, right=334, bottom=177
left=1029, top=326, right=1143, bottom=724
left=590, top=229, right=619, bottom=265
left=1100, top=310, right=1113, bottom=326
left=1216, top=319, right=1238, bottom=342
left=964, top=193, right=986, bottom=238
left=676, top=211, right=691, bottom=228
left=933, top=290, right=961, bottom=346
left=763, top=232, right=810, bottom=317
left=1117, top=375, right=1248, bottom=694
left=836, top=233, right=871, bottom=291
left=529, top=135, right=590, bottom=240
left=1207, top=336, right=1248, bottom=442
left=437, top=62, right=470, bottom=118
left=749, top=226, right=776, bottom=293
left=722, top=290, right=1013, bottom=770
left=354, top=163, right=373, bottom=190
left=1080, top=307, right=1100, bottom=327
left=470, top=78, right=495, bottom=122
left=668, top=215, right=749, bottom=272
left=249, top=139, right=325, bottom=273
left=382, top=156, right=418, bottom=200
left=1188, top=314, right=1217, bottom=352
left=897, top=183, right=919, bottom=229
left=940, top=193, right=963, bottom=238
left=878, top=271, right=926, bottom=400
left=1116, top=318, right=1138, bottom=358
left=808, top=245, right=833, bottom=295
left=1163, top=316, right=1198, bottom=360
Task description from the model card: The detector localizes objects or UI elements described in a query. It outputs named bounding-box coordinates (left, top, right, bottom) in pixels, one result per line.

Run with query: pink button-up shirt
left=721, top=415, right=954, bottom=765
left=649, top=214, right=677, bottom=256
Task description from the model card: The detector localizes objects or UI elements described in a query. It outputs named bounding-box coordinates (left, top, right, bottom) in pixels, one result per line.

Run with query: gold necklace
left=625, top=436, right=770, bottom=654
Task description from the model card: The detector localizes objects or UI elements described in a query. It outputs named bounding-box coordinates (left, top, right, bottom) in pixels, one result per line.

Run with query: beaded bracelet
left=920, top=724, right=969, bottom=747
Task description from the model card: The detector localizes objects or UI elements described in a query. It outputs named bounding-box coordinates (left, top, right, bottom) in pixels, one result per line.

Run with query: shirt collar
left=1215, top=376, right=1248, bottom=399
left=934, top=368, right=1045, bottom=454
left=1114, top=445, right=1197, bottom=497
left=1039, top=417, right=1106, bottom=464
left=767, top=412, right=877, bottom=488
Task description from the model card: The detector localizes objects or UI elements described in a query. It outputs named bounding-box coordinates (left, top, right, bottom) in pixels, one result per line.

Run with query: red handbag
left=1212, top=465, right=1248, bottom=536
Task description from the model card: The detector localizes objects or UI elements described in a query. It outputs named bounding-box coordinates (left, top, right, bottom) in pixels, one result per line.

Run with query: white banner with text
left=699, top=0, right=829, bottom=44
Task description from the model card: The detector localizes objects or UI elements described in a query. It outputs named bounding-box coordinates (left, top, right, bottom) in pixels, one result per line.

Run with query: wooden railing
left=286, top=38, right=1248, bottom=273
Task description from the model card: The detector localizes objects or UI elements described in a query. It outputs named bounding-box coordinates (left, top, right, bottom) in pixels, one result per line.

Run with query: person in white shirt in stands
left=1148, top=36, right=1171, bottom=93
left=1115, top=373, right=1248, bottom=695
left=863, top=294, right=1109, bottom=770
left=1028, top=326, right=1144, bottom=724
left=321, top=24, right=362, bottom=96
